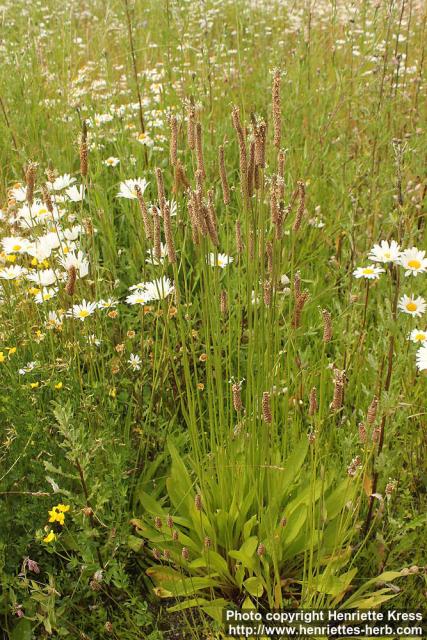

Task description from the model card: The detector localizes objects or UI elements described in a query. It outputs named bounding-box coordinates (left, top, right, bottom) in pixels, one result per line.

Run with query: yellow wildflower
left=43, top=530, right=56, bottom=543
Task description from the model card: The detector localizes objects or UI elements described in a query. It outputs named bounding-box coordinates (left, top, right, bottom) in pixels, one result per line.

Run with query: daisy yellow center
left=362, top=268, right=374, bottom=275
left=384, top=251, right=390, bottom=258
left=218, top=259, right=224, bottom=266
left=13, top=182, right=22, bottom=189
left=107, top=158, right=114, bottom=164
left=78, top=310, right=90, bottom=318
left=415, top=333, right=426, bottom=342
left=37, top=208, right=48, bottom=216
left=12, top=244, right=21, bottom=251
left=408, top=259, right=421, bottom=269
left=43, top=293, right=52, bottom=300
left=406, top=302, right=417, bottom=312
left=135, top=297, right=146, bottom=304
left=138, top=133, right=147, bottom=140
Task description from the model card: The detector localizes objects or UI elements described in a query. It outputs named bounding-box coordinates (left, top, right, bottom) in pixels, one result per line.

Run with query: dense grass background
left=0, top=0, right=426, bottom=638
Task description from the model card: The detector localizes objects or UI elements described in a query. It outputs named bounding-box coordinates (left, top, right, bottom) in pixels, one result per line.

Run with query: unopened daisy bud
left=322, top=309, right=332, bottom=342
left=367, top=395, right=379, bottom=424
left=232, top=382, right=243, bottom=413
left=263, top=279, right=272, bottom=306
left=309, top=386, right=318, bottom=416
left=218, top=145, right=230, bottom=205
left=154, top=516, right=162, bottom=530
left=25, top=161, right=38, bottom=206
left=204, top=536, right=212, bottom=548
left=162, top=198, right=176, bottom=264
left=194, top=494, right=202, bottom=511
left=169, top=114, right=178, bottom=167
left=257, top=543, right=266, bottom=557
left=272, top=69, right=281, bottom=149
left=358, top=422, right=367, bottom=443
left=65, top=266, right=77, bottom=296
left=166, top=515, right=174, bottom=529
left=152, top=547, right=161, bottom=560
left=262, top=391, right=272, bottom=423
left=135, top=184, right=153, bottom=242
left=293, top=180, right=305, bottom=232
left=182, top=546, right=190, bottom=561
left=187, top=101, right=196, bottom=150
left=41, top=184, right=54, bottom=214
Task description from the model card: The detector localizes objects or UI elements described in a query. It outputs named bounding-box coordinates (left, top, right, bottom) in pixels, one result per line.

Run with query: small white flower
left=9, top=184, right=27, bottom=202
left=368, top=240, right=401, bottom=263
left=103, top=156, right=120, bottom=167
left=398, top=294, right=426, bottom=317
left=117, top=178, right=149, bottom=199
left=59, top=250, right=89, bottom=278
left=86, top=334, right=102, bottom=346
left=408, top=329, right=427, bottom=344
left=27, top=269, right=58, bottom=287
left=399, top=247, right=427, bottom=277
left=65, top=185, right=85, bottom=202
left=19, top=361, right=38, bottom=375
left=34, top=287, right=58, bottom=304
left=0, top=265, right=27, bottom=280
left=128, top=353, right=141, bottom=371
left=48, top=174, right=76, bottom=191
left=45, top=311, right=63, bottom=330
left=416, top=345, right=427, bottom=371
left=353, top=265, right=384, bottom=280
left=2, top=236, right=30, bottom=254
left=126, top=291, right=152, bottom=305
left=145, top=243, right=167, bottom=265
left=97, top=298, right=119, bottom=309
left=66, top=300, right=97, bottom=321
left=206, top=252, right=234, bottom=268
left=143, top=276, right=175, bottom=301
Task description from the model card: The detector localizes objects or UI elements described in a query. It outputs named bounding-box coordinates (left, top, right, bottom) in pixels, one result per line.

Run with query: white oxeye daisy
left=48, top=174, right=77, bottom=191
left=117, top=178, right=149, bottom=199
left=353, top=265, right=384, bottom=280
left=408, top=329, right=427, bottom=344
left=416, top=345, right=427, bottom=371
left=143, top=276, right=175, bottom=301
left=399, top=247, right=427, bottom=277
left=66, top=300, right=97, bottom=321
left=65, top=185, right=85, bottom=202
left=398, top=294, right=426, bottom=317
left=146, top=243, right=167, bottom=265
left=150, top=200, right=177, bottom=217
left=206, top=253, right=234, bottom=268
left=59, top=251, right=89, bottom=278
left=128, top=353, right=141, bottom=371
left=86, top=334, right=101, bottom=346
left=126, top=291, right=152, bottom=305
left=2, top=236, right=30, bottom=254
left=27, top=269, right=58, bottom=287
left=97, top=298, right=119, bottom=309
left=103, top=157, right=120, bottom=167
left=34, top=287, right=58, bottom=304
left=9, top=184, right=27, bottom=202
left=26, top=240, right=53, bottom=262
left=368, top=239, right=401, bottom=263
left=45, top=311, right=63, bottom=330
left=0, top=265, right=27, bottom=280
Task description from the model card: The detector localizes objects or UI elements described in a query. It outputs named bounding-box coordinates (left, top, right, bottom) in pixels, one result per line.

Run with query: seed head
left=367, top=396, right=379, bottom=425
left=322, top=309, right=332, bottom=343
left=194, top=493, right=202, bottom=511
left=309, top=386, right=318, bottom=416
left=262, top=391, right=272, bottom=423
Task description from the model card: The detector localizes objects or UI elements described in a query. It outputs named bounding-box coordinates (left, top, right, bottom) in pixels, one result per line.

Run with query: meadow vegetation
left=0, top=0, right=426, bottom=637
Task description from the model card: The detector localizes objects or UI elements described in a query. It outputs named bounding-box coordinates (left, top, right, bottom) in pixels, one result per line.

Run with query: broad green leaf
left=244, top=576, right=264, bottom=597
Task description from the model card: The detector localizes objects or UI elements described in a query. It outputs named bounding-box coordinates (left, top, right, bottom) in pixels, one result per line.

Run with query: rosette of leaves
left=130, top=440, right=409, bottom=622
